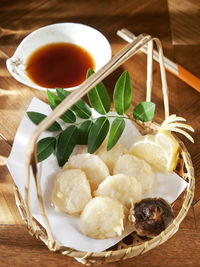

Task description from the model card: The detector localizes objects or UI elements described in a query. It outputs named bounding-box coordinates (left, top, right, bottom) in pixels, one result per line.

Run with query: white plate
left=6, top=23, right=112, bottom=91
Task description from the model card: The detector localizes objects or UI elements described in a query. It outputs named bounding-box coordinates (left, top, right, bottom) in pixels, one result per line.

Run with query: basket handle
left=24, top=33, right=169, bottom=250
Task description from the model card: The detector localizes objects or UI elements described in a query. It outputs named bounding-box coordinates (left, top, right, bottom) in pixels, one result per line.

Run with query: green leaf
left=113, top=70, right=132, bottom=115
left=60, top=109, right=76, bottom=123
left=47, top=89, right=76, bottom=123
left=27, top=111, right=62, bottom=132
left=71, top=99, right=92, bottom=119
left=47, top=89, right=60, bottom=109
left=107, top=117, right=125, bottom=151
left=56, top=88, right=70, bottom=100
left=132, top=101, right=156, bottom=122
left=56, top=88, right=91, bottom=119
left=76, top=120, right=94, bottom=145
left=87, top=69, right=110, bottom=115
left=56, top=125, right=78, bottom=166
left=88, top=116, right=109, bottom=154
left=37, top=137, right=56, bottom=162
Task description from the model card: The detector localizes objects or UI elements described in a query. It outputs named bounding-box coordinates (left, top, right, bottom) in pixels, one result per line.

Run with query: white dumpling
left=51, top=169, right=92, bottom=214
left=80, top=196, right=124, bottom=239
left=63, top=153, right=109, bottom=192
left=113, top=154, right=155, bottom=193
left=96, top=142, right=128, bottom=174
left=95, top=174, right=142, bottom=208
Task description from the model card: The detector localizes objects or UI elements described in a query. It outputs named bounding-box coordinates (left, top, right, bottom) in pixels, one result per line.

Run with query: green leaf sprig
left=27, top=70, right=155, bottom=166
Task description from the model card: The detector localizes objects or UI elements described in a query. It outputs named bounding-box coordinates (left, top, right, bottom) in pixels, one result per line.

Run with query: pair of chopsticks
left=117, top=29, right=200, bottom=93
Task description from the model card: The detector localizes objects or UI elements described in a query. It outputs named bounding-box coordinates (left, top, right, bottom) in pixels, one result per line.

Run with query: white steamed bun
left=95, top=174, right=142, bottom=208
left=63, top=153, right=109, bottom=192
left=51, top=169, right=92, bottom=214
left=113, top=154, right=155, bottom=192
left=80, top=196, right=124, bottom=239
left=96, top=142, right=128, bottom=174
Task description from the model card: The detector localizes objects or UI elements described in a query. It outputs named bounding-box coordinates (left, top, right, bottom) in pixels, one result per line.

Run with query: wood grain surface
left=0, top=0, right=199, bottom=266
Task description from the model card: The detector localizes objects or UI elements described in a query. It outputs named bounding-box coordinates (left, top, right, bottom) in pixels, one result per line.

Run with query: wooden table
left=0, top=0, right=199, bottom=266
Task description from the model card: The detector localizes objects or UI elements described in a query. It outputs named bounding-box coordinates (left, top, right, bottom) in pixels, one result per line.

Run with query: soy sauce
left=26, top=42, right=95, bottom=88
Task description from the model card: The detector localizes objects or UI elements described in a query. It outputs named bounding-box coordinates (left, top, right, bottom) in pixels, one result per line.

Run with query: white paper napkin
left=6, top=97, right=187, bottom=252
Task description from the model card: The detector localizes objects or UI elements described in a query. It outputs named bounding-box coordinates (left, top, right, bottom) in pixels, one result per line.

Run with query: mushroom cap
left=132, top=198, right=174, bottom=237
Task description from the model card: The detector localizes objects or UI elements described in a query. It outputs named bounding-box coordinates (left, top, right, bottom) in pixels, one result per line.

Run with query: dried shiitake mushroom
left=131, top=198, right=174, bottom=238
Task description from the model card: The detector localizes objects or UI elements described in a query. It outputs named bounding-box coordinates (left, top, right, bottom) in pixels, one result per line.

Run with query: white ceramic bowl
left=6, top=23, right=112, bottom=91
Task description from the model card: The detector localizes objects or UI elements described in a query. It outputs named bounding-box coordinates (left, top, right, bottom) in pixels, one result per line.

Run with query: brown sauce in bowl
left=26, top=42, right=95, bottom=88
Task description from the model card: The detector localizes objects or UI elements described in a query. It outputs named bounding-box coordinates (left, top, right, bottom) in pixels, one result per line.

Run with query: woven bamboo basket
left=13, top=33, right=195, bottom=265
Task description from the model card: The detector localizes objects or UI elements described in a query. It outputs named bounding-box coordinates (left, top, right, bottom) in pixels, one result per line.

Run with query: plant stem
left=106, top=115, right=145, bottom=129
